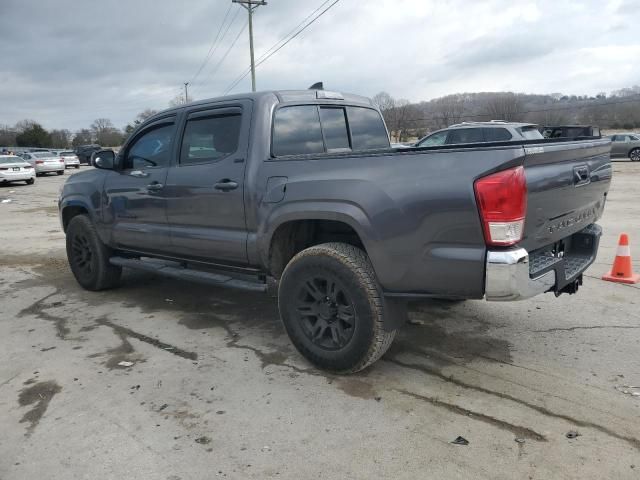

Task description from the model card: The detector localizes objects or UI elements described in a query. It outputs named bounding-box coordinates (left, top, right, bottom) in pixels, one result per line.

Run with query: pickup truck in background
left=59, top=89, right=612, bottom=373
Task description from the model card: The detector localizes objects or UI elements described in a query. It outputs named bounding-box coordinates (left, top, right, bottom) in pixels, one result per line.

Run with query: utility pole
left=184, top=82, right=189, bottom=103
left=232, top=0, right=267, bottom=92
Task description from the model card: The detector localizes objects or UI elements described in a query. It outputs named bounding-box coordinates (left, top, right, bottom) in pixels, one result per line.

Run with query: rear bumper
left=0, top=170, right=35, bottom=181
left=485, top=223, right=601, bottom=301
left=36, top=163, right=64, bottom=173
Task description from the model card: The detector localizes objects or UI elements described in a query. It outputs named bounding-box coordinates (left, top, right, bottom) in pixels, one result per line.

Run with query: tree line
left=0, top=93, right=190, bottom=149
left=2, top=86, right=639, bottom=147
left=373, top=85, right=640, bottom=142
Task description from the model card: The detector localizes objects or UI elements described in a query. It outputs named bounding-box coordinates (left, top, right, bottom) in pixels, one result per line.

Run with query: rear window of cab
left=272, top=104, right=389, bottom=157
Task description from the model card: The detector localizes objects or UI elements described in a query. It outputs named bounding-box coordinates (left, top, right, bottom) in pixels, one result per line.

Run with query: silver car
left=609, top=134, right=640, bottom=161
left=0, top=155, right=36, bottom=185
left=59, top=150, right=80, bottom=169
left=414, top=121, right=543, bottom=147
left=20, top=151, right=65, bottom=176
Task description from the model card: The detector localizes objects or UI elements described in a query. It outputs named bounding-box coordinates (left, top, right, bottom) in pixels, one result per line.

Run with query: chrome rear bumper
left=485, top=249, right=555, bottom=301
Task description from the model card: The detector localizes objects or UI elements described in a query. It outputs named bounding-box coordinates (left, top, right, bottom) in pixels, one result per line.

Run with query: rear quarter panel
left=250, top=144, right=528, bottom=298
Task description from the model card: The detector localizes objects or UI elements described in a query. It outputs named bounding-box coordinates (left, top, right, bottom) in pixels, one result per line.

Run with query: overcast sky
left=1, top=0, right=639, bottom=132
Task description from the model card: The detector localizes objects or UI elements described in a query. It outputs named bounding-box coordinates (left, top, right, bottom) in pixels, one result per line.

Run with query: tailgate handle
left=573, top=165, right=590, bottom=186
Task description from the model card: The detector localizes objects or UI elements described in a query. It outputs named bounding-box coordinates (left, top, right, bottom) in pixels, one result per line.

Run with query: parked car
left=414, top=121, right=544, bottom=147
left=59, top=89, right=611, bottom=373
left=541, top=125, right=601, bottom=138
left=608, top=133, right=640, bottom=161
left=75, top=145, right=102, bottom=164
left=20, top=151, right=65, bottom=176
left=0, top=155, right=36, bottom=185
left=59, top=150, right=80, bottom=168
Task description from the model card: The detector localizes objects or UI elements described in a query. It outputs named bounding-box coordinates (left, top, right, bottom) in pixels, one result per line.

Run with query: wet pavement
left=1, top=164, right=639, bottom=479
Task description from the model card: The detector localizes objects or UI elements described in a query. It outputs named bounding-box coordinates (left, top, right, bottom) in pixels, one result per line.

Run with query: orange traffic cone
left=602, top=233, right=640, bottom=284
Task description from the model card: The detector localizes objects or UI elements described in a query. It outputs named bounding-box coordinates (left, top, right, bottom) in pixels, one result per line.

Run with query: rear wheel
left=66, top=215, right=122, bottom=290
left=25, top=178, right=34, bottom=185
left=57, top=170, right=64, bottom=175
left=278, top=242, right=396, bottom=373
left=75, top=165, right=80, bottom=169
left=630, top=148, right=640, bottom=162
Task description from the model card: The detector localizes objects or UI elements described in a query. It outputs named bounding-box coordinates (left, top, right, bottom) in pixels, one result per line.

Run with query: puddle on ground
left=18, top=380, right=62, bottom=436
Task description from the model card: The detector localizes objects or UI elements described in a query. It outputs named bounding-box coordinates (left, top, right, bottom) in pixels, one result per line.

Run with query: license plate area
left=12, top=167, right=20, bottom=171
left=529, top=224, right=601, bottom=291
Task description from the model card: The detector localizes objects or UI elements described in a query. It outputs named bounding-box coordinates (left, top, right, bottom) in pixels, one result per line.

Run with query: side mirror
left=92, top=149, right=115, bottom=169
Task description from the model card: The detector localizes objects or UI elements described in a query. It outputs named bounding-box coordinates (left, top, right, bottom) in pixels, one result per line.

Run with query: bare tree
left=91, top=118, right=123, bottom=146
left=431, top=94, right=466, bottom=128
left=50, top=129, right=72, bottom=148
left=485, top=93, right=523, bottom=122
left=72, top=129, right=93, bottom=147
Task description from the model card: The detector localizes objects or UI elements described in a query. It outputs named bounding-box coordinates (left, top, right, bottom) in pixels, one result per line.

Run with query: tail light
left=0, top=167, right=7, bottom=170
left=59, top=158, right=65, bottom=162
left=23, top=165, right=32, bottom=169
left=474, top=166, right=527, bottom=246
left=35, top=160, right=44, bottom=164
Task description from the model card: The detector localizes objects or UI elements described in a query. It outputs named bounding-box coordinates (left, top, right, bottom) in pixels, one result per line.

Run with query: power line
left=223, top=0, right=332, bottom=96
left=189, top=7, right=242, bottom=95
left=188, top=2, right=233, bottom=86
left=192, top=19, right=249, bottom=97
left=223, top=0, right=340, bottom=95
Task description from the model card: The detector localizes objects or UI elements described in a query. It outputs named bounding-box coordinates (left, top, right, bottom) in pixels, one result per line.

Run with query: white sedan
left=59, top=150, right=81, bottom=169
left=0, top=155, right=36, bottom=185
left=20, top=151, right=65, bottom=176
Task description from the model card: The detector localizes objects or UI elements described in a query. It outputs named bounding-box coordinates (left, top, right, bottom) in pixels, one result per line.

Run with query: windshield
left=518, top=126, right=544, bottom=140
left=33, top=152, right=54, bottom=158
left=0, top=156, right=24, bottom=164
left=60, top=151, right=75, bottom=155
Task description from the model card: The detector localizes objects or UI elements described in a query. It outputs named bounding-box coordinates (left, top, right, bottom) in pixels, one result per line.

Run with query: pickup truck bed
left=59, top=89, right=611, bottom=373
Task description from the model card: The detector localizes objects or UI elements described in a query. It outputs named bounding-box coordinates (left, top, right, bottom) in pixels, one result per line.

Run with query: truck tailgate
left=520, top=139, right=612, bottom=253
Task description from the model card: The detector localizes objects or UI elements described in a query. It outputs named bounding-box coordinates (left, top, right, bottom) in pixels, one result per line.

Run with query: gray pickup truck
left=59, top=89, right=612, bottom=373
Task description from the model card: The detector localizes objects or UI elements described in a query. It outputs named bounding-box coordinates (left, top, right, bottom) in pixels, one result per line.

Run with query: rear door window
left=483, top=128, right=512, bottom=141
left=273, top=106, right=324, bottom=156
left=446, top=128, right=484, bottom=144
left=346, top=107, right=390, bottom=150
left=180, top=112, right=241, bottom=165
left=319, top=107, right=350, bottom=152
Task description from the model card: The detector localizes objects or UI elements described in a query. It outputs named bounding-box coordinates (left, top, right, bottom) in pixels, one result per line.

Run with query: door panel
left=104, top=120, right=176, bottom=253
left=166, top=102, right=251, bottom=264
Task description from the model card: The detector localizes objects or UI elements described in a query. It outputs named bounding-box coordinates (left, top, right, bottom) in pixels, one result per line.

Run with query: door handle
left=130, top=170, right=149, bottom=178
left=214, top=179, right=239, bottom=191
left=146, top=182, right=164, bottom=192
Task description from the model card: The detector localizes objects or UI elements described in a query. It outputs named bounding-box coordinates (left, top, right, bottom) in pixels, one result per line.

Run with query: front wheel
left=278, top=242, right=396, bottom=373
left=25, top=178, right=34, bottom=185
left=66, top=215, right=122, bottom=290
left=630, top=148, right=640, bottom=162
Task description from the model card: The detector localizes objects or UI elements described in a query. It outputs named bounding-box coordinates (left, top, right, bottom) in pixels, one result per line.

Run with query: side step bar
left=109, top=256, right=267, bottom=293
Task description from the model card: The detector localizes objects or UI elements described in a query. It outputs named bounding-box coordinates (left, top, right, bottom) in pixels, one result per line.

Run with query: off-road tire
left=66, top=215, right=121, bottom=291
left=278, top=242, right=396, bottom=373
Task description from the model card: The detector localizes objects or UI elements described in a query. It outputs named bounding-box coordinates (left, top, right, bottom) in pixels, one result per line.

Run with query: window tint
left=446, top=128, right=484, bottom=144
left=418, top=131, right=447, bottom=147
left=180, top=114, right=241, bottom=165
left=125, top=123, right=175, bottom=169
left=319, top=107, right=350, bottom=151
left=347, top=107, right=389, bottom=150
left=273, top=106, right=324, bottom=156
left=483, top=128, right=512, bottom=141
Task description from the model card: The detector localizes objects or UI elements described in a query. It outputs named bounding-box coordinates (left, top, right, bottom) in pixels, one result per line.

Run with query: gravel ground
left=0, top=163, right=639, bottom=479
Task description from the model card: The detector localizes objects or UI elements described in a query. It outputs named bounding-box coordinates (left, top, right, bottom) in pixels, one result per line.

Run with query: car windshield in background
left=33, top=152, right=53, bottom=158
left=519, top=126, right=544, bottom=140
left=60, top=151, right=75, bottom=156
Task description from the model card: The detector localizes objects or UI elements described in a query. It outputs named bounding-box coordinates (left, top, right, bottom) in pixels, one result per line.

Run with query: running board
left=109, top=256, right=267, bottom=292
